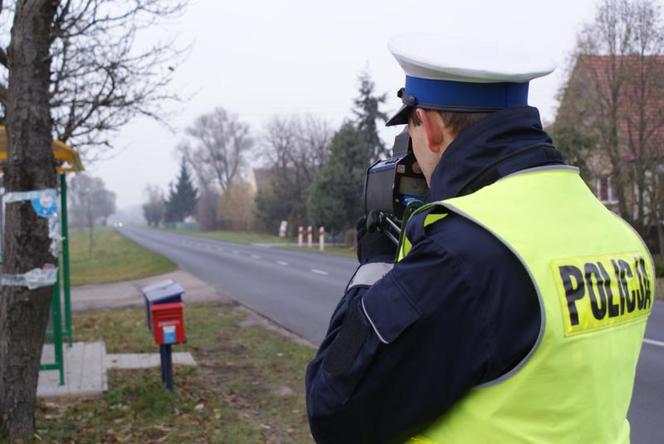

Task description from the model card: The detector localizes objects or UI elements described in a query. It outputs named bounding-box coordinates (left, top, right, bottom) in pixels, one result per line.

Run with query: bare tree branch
left=183, top=108, right=253, bottom=194
left=556, top=0, right=664, bottom=254
left=44, top=0, right=189, bottom=158
left=0, top=0, right=189, bottom=158
left=255, top=114, right=332, bottom=229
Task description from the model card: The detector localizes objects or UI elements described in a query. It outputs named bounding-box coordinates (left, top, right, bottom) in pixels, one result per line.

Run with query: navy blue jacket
left=305, top=107, right=565, bottom=443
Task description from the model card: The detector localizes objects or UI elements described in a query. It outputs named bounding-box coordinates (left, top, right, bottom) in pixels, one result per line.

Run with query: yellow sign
left=0, top=125, right=83, bottom=173
left=552, top=253, right=654, bottom=336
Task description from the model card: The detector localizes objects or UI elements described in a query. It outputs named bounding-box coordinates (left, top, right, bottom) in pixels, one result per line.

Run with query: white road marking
left=251, top=254, right=261, bottom=259
left=276, top=260, right=289, bottom=266
left=644, top=338, right=664, bottom=348
left=311, top=269, right=329, bottom=276
left=233, top=250, right=239, bottom=254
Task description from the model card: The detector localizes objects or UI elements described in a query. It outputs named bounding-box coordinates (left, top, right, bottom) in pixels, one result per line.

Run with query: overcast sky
left=91, top=0, right=600, bottom=211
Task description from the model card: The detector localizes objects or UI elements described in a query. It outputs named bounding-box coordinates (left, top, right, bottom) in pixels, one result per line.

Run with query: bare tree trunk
left=656, top=223, right=664, bottom=262
left=0, top=0, right=58, bottom=440
left=88, top=225, right=95, bottom=257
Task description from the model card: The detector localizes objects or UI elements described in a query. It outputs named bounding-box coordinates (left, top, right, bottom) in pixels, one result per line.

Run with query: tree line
left=552, top=0, right=664, bottom=259
left=143, top=70, right=389, bottom=238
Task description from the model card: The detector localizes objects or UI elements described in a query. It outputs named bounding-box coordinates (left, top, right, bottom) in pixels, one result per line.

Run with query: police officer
left=305, top=33, right=655, bottom=443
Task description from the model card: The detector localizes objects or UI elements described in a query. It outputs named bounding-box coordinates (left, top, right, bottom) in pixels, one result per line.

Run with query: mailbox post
left=142, top=280, right=186, bottom=391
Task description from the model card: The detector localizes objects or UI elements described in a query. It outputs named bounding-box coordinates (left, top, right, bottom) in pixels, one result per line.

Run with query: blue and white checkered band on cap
left=386, top=34, right=556, bottom=126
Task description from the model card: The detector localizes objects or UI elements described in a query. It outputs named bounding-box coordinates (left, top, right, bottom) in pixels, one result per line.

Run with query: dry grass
left=35, top=303, right=316, bottom=443
left=70, top=228, right=176, bottom=286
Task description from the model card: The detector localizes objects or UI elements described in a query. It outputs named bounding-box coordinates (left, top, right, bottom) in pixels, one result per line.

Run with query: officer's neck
left=425, top=107, right=556, bottom=202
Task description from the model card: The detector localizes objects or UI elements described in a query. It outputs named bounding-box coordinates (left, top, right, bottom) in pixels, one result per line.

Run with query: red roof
left=571, top=55, right=664, bottom=161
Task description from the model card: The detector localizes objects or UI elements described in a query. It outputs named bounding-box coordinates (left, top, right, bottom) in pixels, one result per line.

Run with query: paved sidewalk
left=36, top=268, right=310, bottom=398
left=106, top=352, right=197, bottom=369
left=38, top=341, right=197, bottom=398
left=36, top=270, right=226, bottom=398
left=72, top=269, right=234, bottom=311
left=38, top=342, right=107, bottom=398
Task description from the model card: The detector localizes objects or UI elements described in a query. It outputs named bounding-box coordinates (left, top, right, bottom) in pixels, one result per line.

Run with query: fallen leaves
left=36, top=303, right=315, bottom=443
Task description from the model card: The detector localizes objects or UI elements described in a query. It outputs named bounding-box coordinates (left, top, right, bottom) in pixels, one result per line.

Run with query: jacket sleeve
left=305, top=237, right=494, bottom=444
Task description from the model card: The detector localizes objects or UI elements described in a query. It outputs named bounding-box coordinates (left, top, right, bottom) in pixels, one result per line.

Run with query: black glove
left=356, top=211, right=397, bottom=264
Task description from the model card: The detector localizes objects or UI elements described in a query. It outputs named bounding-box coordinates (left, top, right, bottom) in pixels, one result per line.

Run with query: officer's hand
left=356, top=211, right=397, bottom=264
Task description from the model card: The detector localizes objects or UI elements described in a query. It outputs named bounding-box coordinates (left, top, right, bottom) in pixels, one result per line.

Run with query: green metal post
left=51, top=272, right=65, bottom=385
left=60, top=173, right=73, bottom=346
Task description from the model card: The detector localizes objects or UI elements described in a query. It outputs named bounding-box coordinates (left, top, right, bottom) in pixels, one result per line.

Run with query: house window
left=596, top=176, right=617, bottom=204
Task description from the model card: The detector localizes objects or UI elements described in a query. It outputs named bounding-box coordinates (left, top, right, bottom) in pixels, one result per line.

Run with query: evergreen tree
left=308, top=122, right=371, bottom=232
left=353, top=70, right=389, bottom=161
left=255, top=186, right=291, bottom=234
left=165, top=158, right=198, bottom=223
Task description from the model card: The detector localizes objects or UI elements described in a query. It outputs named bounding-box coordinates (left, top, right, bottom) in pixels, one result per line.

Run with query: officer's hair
left=409, top=109, right=491, bottom=137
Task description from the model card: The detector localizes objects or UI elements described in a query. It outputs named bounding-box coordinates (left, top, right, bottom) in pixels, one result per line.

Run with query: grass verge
left=166, top=228, right=290, bottom=245
left=70, top=228, right=177, bottom=287
left=168, top=228, right=357, bottom=258
left=36, top=302, right=315, bottom=443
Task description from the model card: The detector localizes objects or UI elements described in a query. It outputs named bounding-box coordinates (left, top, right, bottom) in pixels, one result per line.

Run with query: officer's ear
left=416, top=109, right=448, bottom=154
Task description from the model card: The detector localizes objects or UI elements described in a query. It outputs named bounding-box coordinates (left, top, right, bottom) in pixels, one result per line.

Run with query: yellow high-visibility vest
left=398, top=166, right=654, bottom=443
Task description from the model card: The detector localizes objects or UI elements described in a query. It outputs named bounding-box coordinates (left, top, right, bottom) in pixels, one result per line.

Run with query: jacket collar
left=426, top=106, right=563, bottom=202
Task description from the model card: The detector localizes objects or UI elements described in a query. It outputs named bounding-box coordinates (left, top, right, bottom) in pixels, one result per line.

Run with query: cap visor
left=385, top=104, right=410, bottom=126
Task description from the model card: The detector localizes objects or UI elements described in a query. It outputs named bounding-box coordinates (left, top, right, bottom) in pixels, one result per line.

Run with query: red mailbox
left=150, top=302, right=186, bottom=345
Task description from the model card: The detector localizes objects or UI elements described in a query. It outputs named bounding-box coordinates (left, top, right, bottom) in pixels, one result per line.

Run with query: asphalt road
left=120, top=226, right=663, bottom=443
left=631, top=302, right=664, bottom=444
left=120, top=226, right=357, bottom=345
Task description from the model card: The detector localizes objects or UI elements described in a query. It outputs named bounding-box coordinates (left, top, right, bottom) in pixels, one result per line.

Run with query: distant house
left=246, top=167, right=277, bottom=232
left=247, top=167, right=275, bottom=196
left=555, top=54, right=664, bottom=211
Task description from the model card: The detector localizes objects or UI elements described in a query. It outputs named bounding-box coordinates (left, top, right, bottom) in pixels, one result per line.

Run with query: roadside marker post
left=307, top=226, right=313, bottom=248
left=319, top=226, right=325, bottom=251
left=298, top=226, right=303, bottom=247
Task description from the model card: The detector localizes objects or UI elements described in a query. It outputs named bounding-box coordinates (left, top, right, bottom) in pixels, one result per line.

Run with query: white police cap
left=386, top=33, right=556, bottom=126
